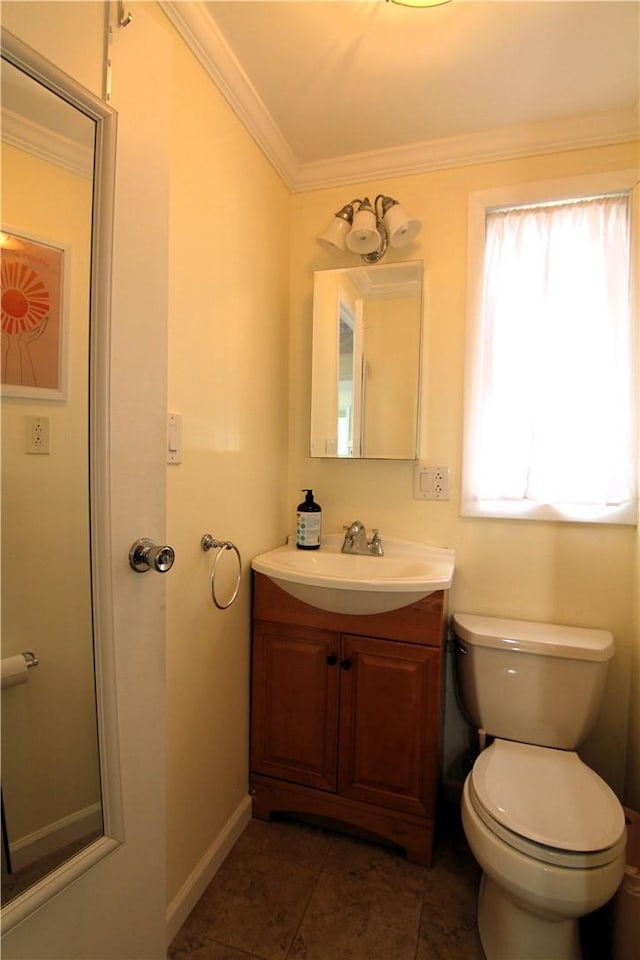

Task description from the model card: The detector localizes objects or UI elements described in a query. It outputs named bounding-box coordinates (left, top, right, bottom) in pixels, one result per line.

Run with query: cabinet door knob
left=341, top=658, right=352, bottom=671
left=326, top=654, right=338, bottom=666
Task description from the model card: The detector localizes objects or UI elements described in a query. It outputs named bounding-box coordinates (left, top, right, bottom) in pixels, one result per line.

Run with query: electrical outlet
left=26, top=416, right=51, bottom=455
left=414, top=464, right=451, bottom=500
left=432, top=466, right=450, bottom=499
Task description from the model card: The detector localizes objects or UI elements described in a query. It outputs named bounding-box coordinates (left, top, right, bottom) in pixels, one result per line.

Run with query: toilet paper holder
left=0, top=651, right=39, bottom=692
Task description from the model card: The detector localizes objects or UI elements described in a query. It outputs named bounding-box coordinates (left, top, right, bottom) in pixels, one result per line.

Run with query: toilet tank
left=452, top=613, right=613, bottom=749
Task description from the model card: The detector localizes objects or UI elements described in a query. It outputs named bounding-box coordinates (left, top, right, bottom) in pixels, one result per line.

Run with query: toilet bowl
left=452, top=614, right=627, bottom=960
left=461, top=740, right=625, bottom=960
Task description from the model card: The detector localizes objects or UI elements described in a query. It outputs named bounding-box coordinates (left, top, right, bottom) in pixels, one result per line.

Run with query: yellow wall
left=0, top=1, right=104, bottom=97
left=162, top=19, right=290, bottom=907
left=288, top=142, right=639, bottom=802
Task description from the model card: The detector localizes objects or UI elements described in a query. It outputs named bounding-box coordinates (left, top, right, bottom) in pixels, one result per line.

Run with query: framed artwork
left=1, top=229, right=67, bottom=400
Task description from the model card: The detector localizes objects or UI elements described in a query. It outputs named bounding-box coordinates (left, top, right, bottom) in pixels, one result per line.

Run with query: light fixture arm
left=376, top=194, right=399, bottom=219
left=333, top=201, right=359, bottom=223
left=360, top=225, right=388, bottom=263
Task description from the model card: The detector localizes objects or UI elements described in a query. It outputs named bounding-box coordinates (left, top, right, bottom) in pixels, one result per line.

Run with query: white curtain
left=468, top=194, right=636, bottom=521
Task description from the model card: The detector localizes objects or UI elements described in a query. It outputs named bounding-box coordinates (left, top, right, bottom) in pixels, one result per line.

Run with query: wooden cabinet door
left=338, top=635, right=441, bottom=817
left=251, top=621, right=340, bottom=791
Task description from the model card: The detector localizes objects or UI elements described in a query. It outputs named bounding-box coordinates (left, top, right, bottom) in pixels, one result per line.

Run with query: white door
left=1, top=8, right=170, bottom=958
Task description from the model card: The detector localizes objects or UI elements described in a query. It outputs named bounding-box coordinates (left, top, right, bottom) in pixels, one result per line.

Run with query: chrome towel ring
left=201, top=534, right=242, bottom=609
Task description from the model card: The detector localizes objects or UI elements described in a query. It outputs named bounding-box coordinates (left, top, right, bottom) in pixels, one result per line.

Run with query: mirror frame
left=1, top=29, right=122, bottom=933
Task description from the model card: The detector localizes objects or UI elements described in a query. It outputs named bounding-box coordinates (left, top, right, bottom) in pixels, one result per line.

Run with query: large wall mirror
left=310, top=261, right=423, bottom=459
left=1, top=30, right=119, bottom=927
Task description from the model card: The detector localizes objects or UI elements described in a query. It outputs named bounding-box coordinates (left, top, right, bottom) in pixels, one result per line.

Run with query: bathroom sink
left=251, top=534, right=455, bottom=614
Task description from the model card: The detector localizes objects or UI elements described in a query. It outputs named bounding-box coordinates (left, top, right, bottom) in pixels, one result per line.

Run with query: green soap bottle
left=296, top=489, right=321, bottom=550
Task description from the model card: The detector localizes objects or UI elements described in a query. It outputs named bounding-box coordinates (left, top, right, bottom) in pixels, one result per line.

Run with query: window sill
left=460, top=498, right=637, bottom=526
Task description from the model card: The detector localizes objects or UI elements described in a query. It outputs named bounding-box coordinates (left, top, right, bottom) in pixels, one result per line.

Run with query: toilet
left=452, top=613, right=626, bottom=960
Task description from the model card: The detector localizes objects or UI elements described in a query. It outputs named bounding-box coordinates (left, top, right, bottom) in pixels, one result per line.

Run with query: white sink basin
left=251, top=534, right=455, bottom=615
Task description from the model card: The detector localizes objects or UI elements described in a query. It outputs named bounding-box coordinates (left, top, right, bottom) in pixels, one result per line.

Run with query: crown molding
left=160, top=1, right=639, bottom=194
left=159, top=0, right=298, bottom=189
left=294, top=109, right=640, bottom=192
left=1, top=107, right=93, bottom=178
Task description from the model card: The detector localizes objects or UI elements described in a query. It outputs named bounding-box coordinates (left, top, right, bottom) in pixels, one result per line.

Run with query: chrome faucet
left=341, top=521, right=384, bottom=556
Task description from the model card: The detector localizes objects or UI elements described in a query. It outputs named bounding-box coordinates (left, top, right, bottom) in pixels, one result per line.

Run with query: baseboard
left=165, top=793, right=252, bottom=946
left=10, top=802, right=102, bottom=871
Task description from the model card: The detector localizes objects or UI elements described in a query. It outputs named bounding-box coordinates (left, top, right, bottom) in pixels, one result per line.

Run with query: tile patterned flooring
left=168, top=810, right=485, bottom=960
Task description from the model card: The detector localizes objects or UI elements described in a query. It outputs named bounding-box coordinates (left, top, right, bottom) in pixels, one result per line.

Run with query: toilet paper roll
left=1, top=654, right=28, bottom=690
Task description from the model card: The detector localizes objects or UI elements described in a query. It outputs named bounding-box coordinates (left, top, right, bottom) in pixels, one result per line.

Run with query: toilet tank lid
left=452, top=613, right=613, bottom=662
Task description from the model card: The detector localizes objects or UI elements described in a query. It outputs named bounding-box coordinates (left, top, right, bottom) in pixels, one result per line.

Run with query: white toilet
left=452, top=613, right=626, bottom=960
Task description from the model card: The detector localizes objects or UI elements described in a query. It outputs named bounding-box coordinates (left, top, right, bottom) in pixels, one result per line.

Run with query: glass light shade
left=318, top=215, right=351, bottom=253
left=346, top=207, right=381, bottom=255
left=383, top=203, right=422, bottom=248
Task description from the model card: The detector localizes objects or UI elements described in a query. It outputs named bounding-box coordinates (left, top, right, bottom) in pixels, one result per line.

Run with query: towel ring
left=201, top=534, right=242, bottom=609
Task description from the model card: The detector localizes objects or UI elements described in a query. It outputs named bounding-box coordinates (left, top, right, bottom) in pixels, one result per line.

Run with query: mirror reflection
left=1, top=56, right=102, bottom=905
left=311, top=261, right=422, bottom=459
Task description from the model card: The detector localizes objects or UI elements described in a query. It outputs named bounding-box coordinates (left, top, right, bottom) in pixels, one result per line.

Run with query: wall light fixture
left=317, top=194, right=422, bottom=263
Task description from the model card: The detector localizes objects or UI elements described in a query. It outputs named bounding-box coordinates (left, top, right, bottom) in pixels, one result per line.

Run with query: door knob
left=129, top=538, right=175, bottom=573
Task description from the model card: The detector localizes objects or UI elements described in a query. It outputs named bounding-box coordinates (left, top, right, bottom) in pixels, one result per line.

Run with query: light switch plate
left=167, top=412, right=182, bottom=464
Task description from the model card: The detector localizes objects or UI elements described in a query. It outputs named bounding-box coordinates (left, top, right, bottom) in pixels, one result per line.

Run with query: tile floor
left=168, top=808, right=485, bottom=960
left=168, top=804, right=615, bottom=960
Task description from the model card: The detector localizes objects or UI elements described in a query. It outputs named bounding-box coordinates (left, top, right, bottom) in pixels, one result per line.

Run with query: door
left=1, top=9, right=170, bottom=958
left=339, top=635, right=441, bottom=817
left=251, top=621, right=340, bottom=791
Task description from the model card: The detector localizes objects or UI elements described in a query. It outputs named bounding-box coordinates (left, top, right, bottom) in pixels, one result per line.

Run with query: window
left=463, top=173, right=637, bottom=524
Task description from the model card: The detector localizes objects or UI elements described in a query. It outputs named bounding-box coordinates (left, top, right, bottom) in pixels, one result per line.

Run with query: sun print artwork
left=1, top=232, right=64, bottom=397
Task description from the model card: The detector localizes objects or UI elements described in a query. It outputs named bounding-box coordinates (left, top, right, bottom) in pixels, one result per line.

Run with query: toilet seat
left=469, top=739, right=625, bottom=868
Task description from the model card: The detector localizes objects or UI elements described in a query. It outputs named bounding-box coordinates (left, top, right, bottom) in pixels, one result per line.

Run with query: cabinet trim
left=253, top=573, right=446, bottom=646
left=250, top=774, right=435, bottom=867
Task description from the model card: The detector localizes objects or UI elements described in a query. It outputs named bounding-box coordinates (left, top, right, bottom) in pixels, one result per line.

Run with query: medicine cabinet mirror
left=1, top=29, right=118, bottom=925
left=310, top=261, right=422, bottom=459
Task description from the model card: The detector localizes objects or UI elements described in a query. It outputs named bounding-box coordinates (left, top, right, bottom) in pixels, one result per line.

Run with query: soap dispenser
left=296, top=489, right=322, bottom=550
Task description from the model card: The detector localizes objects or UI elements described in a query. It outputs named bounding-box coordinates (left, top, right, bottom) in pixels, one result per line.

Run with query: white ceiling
left=161, top=1, right=640, bottom=190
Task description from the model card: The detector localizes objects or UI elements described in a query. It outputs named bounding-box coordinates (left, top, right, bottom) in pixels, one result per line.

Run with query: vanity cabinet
left=250, top=573, right=447, bottom=865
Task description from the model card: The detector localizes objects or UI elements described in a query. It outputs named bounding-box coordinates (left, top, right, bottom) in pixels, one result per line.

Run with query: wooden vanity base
left=250, top=574, right=447, bottom=871
left=251, top=773, right=435, bottom=866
